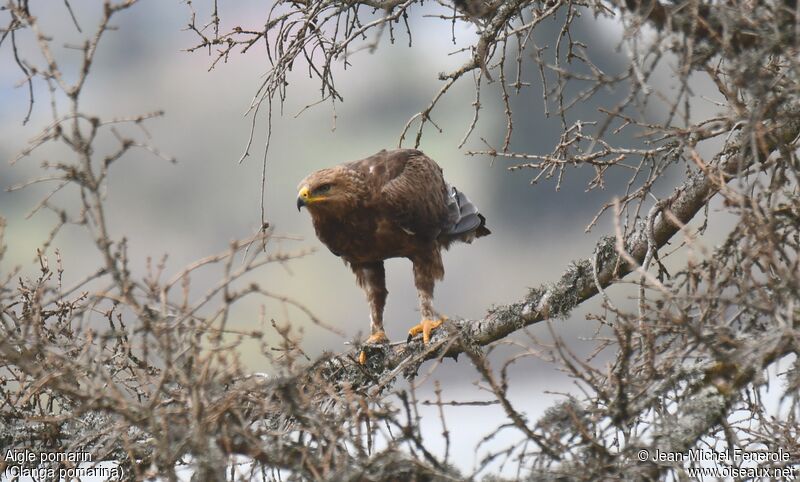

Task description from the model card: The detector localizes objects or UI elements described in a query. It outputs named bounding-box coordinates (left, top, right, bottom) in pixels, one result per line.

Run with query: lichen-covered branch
left=330, top=107, right=800, bottom=383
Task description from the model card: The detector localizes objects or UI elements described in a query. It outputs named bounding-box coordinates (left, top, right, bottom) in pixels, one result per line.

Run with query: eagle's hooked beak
left=297, top=186, right=310, bottom=211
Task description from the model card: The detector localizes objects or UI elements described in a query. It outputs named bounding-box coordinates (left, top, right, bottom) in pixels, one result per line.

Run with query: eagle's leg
left=407, top=253, right=446, bottom=344
left=354, top=262, right=389, bottom=364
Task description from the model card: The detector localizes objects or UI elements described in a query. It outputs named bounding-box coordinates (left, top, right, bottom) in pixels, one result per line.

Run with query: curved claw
left=407, top=318, right=445, bottom=344
left=358, top=330, right=389, bottom=364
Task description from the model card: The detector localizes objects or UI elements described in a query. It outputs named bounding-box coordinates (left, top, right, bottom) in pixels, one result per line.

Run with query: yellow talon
left=407, top=318, right=445, bottom=344
left=358, top=330, right=389, bottom=364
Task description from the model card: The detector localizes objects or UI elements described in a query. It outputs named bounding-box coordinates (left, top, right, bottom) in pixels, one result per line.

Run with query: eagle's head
left=296, top=166, right=364, bottom=214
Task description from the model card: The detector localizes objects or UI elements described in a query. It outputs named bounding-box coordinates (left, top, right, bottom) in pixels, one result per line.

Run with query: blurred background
left=0, top=1, right=731, bottom=476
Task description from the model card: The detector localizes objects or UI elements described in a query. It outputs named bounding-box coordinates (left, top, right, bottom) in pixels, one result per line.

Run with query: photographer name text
left=644, top=447, right=792, bottom=464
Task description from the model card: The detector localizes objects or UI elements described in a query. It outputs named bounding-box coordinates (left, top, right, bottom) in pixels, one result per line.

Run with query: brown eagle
left=297, top=149, right=490, bottom=362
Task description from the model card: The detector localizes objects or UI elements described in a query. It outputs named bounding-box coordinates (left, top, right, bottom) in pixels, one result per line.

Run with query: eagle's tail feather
left=444, top=186, right=490, bottom=241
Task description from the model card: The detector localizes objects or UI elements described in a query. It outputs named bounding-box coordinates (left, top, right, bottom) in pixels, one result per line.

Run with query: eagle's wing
left=349, top=149, right=451, bottom=240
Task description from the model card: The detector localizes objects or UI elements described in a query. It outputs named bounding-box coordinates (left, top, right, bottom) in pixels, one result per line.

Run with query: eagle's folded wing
left=376, top=151, right=450, bottom=240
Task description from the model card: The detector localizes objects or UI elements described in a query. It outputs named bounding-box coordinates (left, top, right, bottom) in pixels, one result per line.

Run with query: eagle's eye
left=314, top=183, right=333, bottom=195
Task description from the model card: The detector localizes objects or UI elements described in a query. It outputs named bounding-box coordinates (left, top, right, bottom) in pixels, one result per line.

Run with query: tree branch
left=320, top=109, right=800, bottom=394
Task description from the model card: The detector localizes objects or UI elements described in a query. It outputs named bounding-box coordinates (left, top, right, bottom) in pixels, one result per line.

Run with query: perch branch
left=318, top=110, right=800, bottom=394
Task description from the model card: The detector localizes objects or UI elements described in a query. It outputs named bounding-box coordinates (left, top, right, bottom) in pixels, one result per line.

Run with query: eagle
left=297, top=149, right=490, bottom=363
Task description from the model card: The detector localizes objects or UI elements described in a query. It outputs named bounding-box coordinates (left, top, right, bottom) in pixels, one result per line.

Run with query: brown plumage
left=297, top=149, right=490, bottom=359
